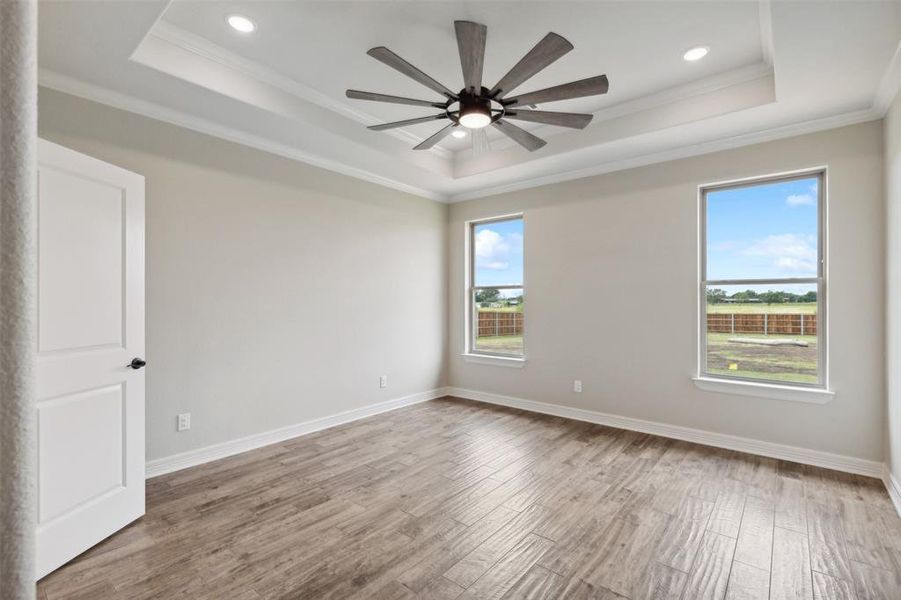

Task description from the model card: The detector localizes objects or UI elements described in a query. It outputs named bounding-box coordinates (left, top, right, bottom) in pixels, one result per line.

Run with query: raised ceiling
left=38, top=1, right=901, bottom=201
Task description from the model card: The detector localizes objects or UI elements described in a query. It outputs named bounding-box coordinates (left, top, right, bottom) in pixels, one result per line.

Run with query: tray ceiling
left=38, top=1, right=901, bottom=201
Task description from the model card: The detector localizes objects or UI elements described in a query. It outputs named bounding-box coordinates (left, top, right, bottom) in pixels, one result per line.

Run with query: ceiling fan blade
left=347, top=90, right=447, bottom=108
left=503, top=109, right=593, bottom=129
left=492, top=119, right=547, bottom=152
left=503, top=74, right=609, bottom=107
left=489, top=32, right=573, bottom=98
left=367, top=47, right=457, bottom=99
left=414, top=124, right=456, bottom=150
left=455, top=20, right=487, bottom=93
left=368, top=114, right=448, bottom=131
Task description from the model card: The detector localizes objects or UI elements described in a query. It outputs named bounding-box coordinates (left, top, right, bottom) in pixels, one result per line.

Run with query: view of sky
left=706, top=176, right=819, bottom=290
left=472, top=181, right=817, bottom=296
left=474, top=218, right=523, bottom=291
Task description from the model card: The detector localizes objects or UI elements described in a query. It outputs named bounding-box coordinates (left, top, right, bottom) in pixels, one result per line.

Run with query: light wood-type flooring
left=38, top=397, right=901, bottom=599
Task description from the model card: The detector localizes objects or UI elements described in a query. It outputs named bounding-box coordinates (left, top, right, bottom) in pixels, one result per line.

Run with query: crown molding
left=147, top=16, right=776, bottom=162
left=447, top=106, right=880, bottom=202
left=596, top=63, right=773, bottom=126
left=40, top=69, right=879, bottom=205
left=461, top=61, right=775, bottom=156
left=481, top=0, right=776, bottom=153
left=145, top=21, right=453, bottom=160
left=38, top=69, right=449, bottom=202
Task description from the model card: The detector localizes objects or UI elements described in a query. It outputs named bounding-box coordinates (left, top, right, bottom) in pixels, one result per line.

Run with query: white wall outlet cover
left=379, top=375, right=388, bottom=389
left=177, top=413, right=191, bottom=432
left=574, top=380, right=583, bottom=393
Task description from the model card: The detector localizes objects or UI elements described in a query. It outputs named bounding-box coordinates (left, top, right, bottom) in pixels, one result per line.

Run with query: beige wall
left=449, top=121, right=885, bottom=462
left=38, top=87, right=888, bottom=467
left=886, top=95, right=901, bottom=484
left=38, top=89, right=448, bottom=462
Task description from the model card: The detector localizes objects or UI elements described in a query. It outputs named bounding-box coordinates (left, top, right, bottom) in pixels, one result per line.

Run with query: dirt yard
left=706, top=332, right=818, bottom=383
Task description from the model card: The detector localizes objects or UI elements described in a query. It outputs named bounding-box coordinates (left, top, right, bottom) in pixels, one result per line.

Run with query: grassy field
left=474, top=332, right=817, bottom=383
left=707, top=302, right=817, bottom=315
left=474, top=303, right=819, bottom=383
left=474, top=335, right=523, bottom=354
left=706, top=332, right=817, bottom=384
left=477, top=306, right=523, bottom=313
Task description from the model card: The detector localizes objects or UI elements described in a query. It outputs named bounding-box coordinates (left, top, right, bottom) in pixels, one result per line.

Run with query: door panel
left=36, top=139, right=145, bottom=580
left=38, top=384, right=124, bottom=524
left=38, top=167, right=124, bottom=352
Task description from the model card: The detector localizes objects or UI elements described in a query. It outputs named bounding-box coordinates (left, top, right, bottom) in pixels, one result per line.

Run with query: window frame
left=698, top=168, right=827, bottom=390
left=466, top=213, right=525, bottom=360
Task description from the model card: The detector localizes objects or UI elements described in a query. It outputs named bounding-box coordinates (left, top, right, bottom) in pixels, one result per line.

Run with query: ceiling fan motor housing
left=453, top=89, right=502, bottom=129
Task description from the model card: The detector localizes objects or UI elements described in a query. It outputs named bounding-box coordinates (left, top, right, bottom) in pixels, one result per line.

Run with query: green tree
left=706, top=288, right=727, bottom=304
left=732, top=290, right=758, bottom=302
left=760, top=290, right=787, bottom=304
left=800, top=291, right=817, bottom=303
left=475, top=288, right=501, bottom=306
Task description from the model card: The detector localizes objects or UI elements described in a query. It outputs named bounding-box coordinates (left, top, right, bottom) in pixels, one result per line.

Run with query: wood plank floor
left=38, top=397, right=901, bottom=600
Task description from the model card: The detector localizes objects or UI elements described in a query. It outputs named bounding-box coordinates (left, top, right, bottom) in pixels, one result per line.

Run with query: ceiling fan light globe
left=459, top=112, right=492, bottom=129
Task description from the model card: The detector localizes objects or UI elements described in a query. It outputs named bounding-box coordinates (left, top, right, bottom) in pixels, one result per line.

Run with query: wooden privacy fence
left=707, top=313, right=817, bottom=335
left=476, top=311, right=814, bottom=337
left=477, top=311, right=524, bottom=337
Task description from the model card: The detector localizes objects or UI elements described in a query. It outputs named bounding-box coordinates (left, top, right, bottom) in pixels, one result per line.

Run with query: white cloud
left=786, top=193, right=815, bottom=207
left=742, top=233, right=817, bottom=274
left=475, top=228, right=508, bottom=259
left=475, top=228, right=519, bottom=270
left=481, top=260, right=509, bottom=270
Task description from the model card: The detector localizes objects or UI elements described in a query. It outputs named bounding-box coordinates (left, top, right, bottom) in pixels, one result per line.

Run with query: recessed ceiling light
left=451, top=129, right=467, bottom=139
left=227, top=15, right=256, bottom=33
left=682, top=46, right=709, bottom=62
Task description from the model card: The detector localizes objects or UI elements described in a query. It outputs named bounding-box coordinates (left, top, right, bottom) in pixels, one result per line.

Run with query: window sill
left=462, top=353, right=526, bottom=368
left=692, top=376, right=834, bottom=404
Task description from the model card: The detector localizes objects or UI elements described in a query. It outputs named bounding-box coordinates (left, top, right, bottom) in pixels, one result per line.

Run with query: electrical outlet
left=379, top=375, right=388, bottom=389
left=177, top=412, right=191, bottom=432
left=573, top=380, right=582, bottom=393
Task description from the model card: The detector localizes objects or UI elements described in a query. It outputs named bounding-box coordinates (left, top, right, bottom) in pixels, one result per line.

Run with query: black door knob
left=128, top=358, right=146, bottom=370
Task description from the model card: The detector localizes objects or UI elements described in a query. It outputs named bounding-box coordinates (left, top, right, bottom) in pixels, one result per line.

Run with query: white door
left=35, top=139, right=145, bottom=579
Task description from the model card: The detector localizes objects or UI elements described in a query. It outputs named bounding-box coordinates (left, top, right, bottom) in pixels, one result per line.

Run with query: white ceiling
left=38, top=1, right=901, bottom=202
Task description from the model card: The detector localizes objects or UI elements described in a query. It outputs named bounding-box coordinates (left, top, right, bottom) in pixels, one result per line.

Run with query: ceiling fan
left=346, top=21, right=609, bottom=152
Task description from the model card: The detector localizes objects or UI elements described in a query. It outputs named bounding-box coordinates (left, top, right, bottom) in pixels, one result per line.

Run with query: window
left=468, top=215, right=524, bottom=357
left=700, top=171, right=825, bottom=387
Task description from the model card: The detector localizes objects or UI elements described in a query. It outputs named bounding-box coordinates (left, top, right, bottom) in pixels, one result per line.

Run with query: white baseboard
left=883, top=466, right=901, bottom=517
left=447, top=387, right=884, bottom=479
left=145, top=387, right=451, bottom=478
left=145, top=385, right=898, bottom=515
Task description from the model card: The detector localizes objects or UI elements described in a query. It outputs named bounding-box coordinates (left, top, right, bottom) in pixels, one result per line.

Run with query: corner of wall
left=883, top=87, right=901, bottom=510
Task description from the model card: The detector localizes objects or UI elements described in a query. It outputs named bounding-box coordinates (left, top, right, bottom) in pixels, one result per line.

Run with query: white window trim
left=464, top=213, right=525, bottom=364
left=462, top=353, right=526, bottom=368
left=697, top=167, right=830, bottom=399
left=692, top=376, right=834, bottom=404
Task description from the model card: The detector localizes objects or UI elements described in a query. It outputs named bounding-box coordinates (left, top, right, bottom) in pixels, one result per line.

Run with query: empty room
left=4, top=0, right=901, bottom=598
